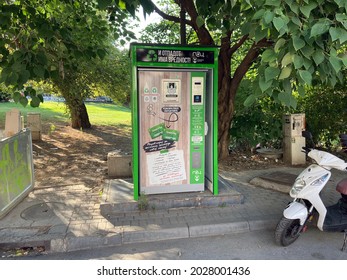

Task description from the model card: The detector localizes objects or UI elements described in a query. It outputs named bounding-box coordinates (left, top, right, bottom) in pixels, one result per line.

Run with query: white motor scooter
left=275, top=131, right=347, bottom=250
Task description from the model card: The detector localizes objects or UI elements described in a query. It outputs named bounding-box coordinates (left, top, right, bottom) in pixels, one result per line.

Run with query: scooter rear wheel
left=275, top=217, right=302, bottom=246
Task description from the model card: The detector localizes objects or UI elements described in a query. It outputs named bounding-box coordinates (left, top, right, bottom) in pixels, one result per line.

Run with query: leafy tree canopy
left=194, top=0, right=347, bottom=107
left=132, top=0, right=347, bottom=157
left=0, top=0, right=135, bottom=107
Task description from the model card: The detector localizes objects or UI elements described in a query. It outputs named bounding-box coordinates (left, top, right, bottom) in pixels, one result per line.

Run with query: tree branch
left=232, top=38, right=273, bottom=91
left=149, top=1, right=193, bottom=26
left=229, top=34, right=249, bottom=56
left=179, top=0, right=214, bottom=45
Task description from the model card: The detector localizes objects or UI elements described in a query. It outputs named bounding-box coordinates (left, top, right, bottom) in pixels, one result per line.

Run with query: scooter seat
left=337, top=178, right=347, bottom=195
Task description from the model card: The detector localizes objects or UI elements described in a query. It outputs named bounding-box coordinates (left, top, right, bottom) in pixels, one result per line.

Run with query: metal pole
left=180, top=4, right=186, bottom=45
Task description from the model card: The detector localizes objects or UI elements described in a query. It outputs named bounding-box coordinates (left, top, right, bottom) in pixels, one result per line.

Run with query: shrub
left=0, top=91, right=11, bottom=102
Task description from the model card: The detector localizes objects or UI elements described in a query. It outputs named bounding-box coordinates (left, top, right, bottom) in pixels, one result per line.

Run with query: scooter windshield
left=308, top=149, right=347, bottom=171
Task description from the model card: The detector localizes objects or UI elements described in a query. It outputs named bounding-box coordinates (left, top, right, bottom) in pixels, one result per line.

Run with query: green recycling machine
left=130, top=43, right=219, bottom=200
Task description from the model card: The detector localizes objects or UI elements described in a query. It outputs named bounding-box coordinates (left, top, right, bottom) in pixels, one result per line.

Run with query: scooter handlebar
left=301, top=147, right=312, bottom=154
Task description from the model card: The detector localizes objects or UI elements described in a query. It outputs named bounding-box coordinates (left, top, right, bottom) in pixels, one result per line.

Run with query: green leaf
left=19, top=96, right=28, bottom=107
left=302, top=57, right=313, bottom=70
left=286, top=1, right=299, bottom=14
left=140, top=0, right=155, bottom=14
left=18, top=70, right=30, bottom=87
left=196, top=16, right=205, bottom=28
left=329, top=76, right=337, bottom=87
left=265, top=0, right=280, bottom=6
left=339, top=29, right=347, bottom=44
left=291, top=16, right=301, bottom=26
left=339, top=53, right=347, bottom=67
left=293, top=54, right=304, bottom=69
left=261, top=49, right=277, bottom=63
left=265, top=66, right=280, bottom=82
left=297, top=85, right=305, bottom=97
left=273, top=17, right=285, bottom=31
left=336, top=13, right=347, bottom=29
left=279, top=66, right=292, bottom=79
left=119, top=0, right=126, bottom=10
left=300, top=45, right=314, bottom=59
left=334, top=0, right=345, bottom=8
left=278, top=91, right=297, bottom=107
left=37, top=94, right=44, bottom=103
left=259, top=76, right=272, bottom=92
left=36, top=52, right=47, bottom=65
left=329, top=55, right=342, bottom=73
left=13, top=91, right=21, bottom=103
left=11, top=61, right=24, bottom=72
left=263, top=11, right=274, bottom=24
left=310, top=21, right=330, bottom=37
left=252, top=9, right=265, bottom=20
left=283, top=79, right=292, bottom=94
left=30, top=96, right=41, bottom=107
left=299, top=70, right=312, bottom=85
left=243, top=95, right=256, bottom=107
left=254, top=26, right=268, bottom=42
left=97, top=0, right=113, bottom=9
left=5, top=72, right=18, bottom=86
left=312, top=50, right=325, bottom=66
left=278, top=91, right=290, bottom=105
left=97, top=49, right=107, bottom=59
left=329, top=27, right=341, bottom=42
left=241, top=22, right=252, bottom=35
left=292, top=36, right=305, bottom=51
left=289, top=95, right=298, bottom=109
left=281, top=52, right=294, bottom=67
left=33, top=67, right=45, bottom=78
left=300, top=3, right=318, bottom=18
left=274, top=38, right=286, bottom=53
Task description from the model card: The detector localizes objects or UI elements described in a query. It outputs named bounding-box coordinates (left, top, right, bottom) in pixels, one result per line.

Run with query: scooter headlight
left=290, top=178, right=306, bottom=196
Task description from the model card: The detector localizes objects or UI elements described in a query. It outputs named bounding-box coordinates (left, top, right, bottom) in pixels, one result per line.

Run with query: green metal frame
left=130, top=43, right=219, bottom=200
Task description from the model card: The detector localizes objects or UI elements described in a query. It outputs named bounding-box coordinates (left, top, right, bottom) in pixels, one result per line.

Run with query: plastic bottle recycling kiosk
left=131, top=43, right=219, bottom=200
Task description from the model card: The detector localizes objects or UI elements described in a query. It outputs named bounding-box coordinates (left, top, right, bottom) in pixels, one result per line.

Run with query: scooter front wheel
left=275, top=217, right=302, bottom=246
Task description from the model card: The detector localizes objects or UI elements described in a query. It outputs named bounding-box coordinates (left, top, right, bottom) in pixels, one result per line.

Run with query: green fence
left=0, top=129, right=34, bottom=218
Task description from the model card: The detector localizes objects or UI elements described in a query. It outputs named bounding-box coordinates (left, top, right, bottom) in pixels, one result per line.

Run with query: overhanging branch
left=229, top=35, right=249, bottom=56
left=149, top=0, right=193, bottom=26
left=232, top=38, right=273, bottom=89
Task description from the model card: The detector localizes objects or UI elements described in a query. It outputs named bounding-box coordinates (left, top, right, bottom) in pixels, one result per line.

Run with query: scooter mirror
left=302, top=131, right=312, bottom=139
left=302, top=130, right=316, bottom=148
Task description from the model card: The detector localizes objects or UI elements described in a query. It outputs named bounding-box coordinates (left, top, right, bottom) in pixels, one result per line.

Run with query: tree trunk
left=54, top=75, right=92, bottom=130
left=67, top=99, right=91, bottom=129
left=218, top=36, right=235, bottom=159
left=217, top=40, right=267, bottom=159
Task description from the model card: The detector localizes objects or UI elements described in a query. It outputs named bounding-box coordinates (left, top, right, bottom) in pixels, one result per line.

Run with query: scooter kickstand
left=341, top=230, right=347, bottom=252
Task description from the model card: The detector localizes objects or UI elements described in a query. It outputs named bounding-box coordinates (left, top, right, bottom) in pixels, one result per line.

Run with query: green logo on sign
left=146, top=50, right=158, bottom=62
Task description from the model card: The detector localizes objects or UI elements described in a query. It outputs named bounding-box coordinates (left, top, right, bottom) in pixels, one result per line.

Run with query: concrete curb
left=47, top=216, right=277, bottom=253
left=0, top=216, right=278, bottom=253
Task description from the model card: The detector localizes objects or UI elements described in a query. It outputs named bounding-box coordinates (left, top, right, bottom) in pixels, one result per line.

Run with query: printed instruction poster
left=146, top=150, right=187, bottom=185
left=138, top=70, right=190, bottom=190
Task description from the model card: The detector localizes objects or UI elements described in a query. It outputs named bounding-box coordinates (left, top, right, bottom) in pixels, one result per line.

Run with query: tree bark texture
left=54, top=76, right=92, bottom=130
left=67, top=100, right=91, bottom=129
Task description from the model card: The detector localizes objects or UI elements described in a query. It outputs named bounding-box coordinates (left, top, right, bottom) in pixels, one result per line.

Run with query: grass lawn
left=0, top=101, right=131, bottom=129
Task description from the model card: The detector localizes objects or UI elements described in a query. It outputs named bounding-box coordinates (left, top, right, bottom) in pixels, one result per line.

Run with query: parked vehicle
left=275, top=131, right=347, bottom=251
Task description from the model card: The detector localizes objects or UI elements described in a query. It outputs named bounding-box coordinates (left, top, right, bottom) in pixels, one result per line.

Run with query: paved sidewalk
left=0, top=167, right=344, bottom=254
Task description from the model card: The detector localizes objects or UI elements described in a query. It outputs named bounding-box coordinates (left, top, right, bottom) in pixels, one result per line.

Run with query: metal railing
left=0, top=129, right=35, bottom=218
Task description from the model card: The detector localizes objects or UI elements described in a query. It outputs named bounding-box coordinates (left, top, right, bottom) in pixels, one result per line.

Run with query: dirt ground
left=32, top=123, right=132, bottom=190
left=32, top=123, right=290, bottom=191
